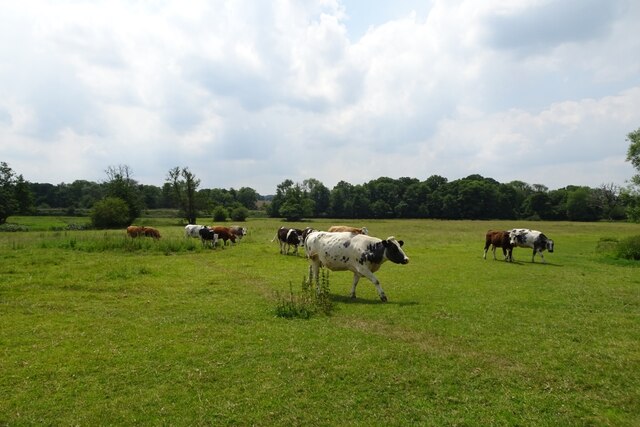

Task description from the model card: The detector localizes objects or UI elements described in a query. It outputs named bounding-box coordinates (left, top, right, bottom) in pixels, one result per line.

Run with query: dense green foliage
left=3, top=137, right=640, bottom=223
left=0, top=161, right=33, bottom=223
left=1, top=218, right=638, bottom=425
left=90, top=197, right=132, bottom=229
left=268, top=175, right=628, bottom=221
left=615, top=235, right=640, bottom=260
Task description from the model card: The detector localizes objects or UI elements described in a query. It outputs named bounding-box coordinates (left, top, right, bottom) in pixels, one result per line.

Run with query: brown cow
left=126, top=226, right=161, bottom=239
left=212, top=226, right=237, bottom=246
left=126, top=226, right=145, bottom=238
left=327, top=225, right=368, bottom=235
left=483, top=230, right=513, bottom=262
left=143, top=227, right=161, bottom=239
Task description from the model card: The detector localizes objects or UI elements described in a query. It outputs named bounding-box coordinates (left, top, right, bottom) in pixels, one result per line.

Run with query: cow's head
left=509, top=229, right=524, bottom=246
left=546, top=239, right=554, bottom=253
left=382, top=237, right=409, bottom=264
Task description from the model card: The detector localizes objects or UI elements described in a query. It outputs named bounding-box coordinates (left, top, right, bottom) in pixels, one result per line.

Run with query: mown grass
left=1, top=218, right=639, bottom=425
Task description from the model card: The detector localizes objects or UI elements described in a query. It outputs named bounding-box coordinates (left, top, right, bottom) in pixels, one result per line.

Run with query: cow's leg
left=358, top=269, right=387, bottom=302
left=483, top=244, right=489, bottom=259
left=308, top=261, right=320, bottom=288
left=492, top=245, right=497, bottom=260
left=350, top=273, right=361, bottom=299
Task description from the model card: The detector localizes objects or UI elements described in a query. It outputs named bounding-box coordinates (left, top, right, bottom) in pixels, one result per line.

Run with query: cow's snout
left=402, top=257, right=409, bottom=264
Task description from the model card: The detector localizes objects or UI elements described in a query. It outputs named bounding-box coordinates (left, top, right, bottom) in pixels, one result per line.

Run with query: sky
left=1, top=0, right=639, bottom=195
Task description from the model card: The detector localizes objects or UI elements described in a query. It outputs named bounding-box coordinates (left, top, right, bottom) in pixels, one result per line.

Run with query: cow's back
left=307, top=232, right=381, bottom=272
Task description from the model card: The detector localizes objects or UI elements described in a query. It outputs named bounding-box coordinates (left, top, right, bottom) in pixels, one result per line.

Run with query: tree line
left=1, top=127, right=640, bottom=225
left=266, top=176, right=632, bottom=222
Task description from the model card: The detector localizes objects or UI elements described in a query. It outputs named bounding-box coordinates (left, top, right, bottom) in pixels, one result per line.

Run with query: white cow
left=509, top=228, right=554, bottom=263
left=184, top=224, right=207, bottom=238
left=304, top=231, right=409, bottom=302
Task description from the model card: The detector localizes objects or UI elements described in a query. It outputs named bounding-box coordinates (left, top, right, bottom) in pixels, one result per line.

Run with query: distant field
left=1, top=218, right=639, bottom=425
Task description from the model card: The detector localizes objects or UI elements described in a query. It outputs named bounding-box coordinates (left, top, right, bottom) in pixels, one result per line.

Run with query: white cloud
left=0, top=0, right=639, bottom=194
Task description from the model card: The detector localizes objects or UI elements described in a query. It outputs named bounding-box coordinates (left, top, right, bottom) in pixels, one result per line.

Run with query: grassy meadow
left=1, top=217, right=639, bottom=425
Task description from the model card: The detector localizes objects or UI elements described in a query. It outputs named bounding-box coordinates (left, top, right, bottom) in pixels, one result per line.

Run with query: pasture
left=1, top=218, right=639, bottom=425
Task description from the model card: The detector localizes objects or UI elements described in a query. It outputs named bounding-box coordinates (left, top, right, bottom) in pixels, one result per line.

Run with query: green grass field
left=1, top=217, right=639, bottom=425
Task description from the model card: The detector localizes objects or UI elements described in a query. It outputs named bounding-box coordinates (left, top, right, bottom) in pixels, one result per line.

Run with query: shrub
left=90, top=197, right=131, bottom=229
left=213, top=206, right=228, bottom=222
left=0, top=224, right=29, bottom=232
left=230, top=206, right=249, bottom=222
left=615, top=235, right=640, bottom=260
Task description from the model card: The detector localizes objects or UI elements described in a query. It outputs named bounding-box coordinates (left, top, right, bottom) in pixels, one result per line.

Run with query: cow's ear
left=398, top=240, right=404, bottom=247
left=381, top=240, right=390, bottom=247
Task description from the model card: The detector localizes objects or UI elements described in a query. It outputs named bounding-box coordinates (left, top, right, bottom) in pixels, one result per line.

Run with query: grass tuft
left=274, top=271, right=332, bottom=319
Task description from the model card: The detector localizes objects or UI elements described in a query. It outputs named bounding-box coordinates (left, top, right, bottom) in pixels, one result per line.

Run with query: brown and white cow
left=304, top=231, right=409, bottom=302
left=229, top=226, right=247, bottom=242
left=212, top=226, right=237, bottom=246
left=483, top=230, right=513, bottom=262
left=272, top=227, right=303, bottom=255
left=328, top=225, right=369, bottom=235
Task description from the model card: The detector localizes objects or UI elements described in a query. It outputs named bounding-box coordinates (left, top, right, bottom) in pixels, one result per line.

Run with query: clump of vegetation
left=615, top=235, right=640, bottom=260
left=213, top=206, right=228, bottom=222
left=0, top=224, right=29, bottom=232
left=597, top=235, right=640, bottom=261
left=90, top=197, right=131, bottom=228
left=230, top=206, right=249, bottom=222
left=275, top=271, right=332, bottom=319
left=596, top=236, right=619, bottom=254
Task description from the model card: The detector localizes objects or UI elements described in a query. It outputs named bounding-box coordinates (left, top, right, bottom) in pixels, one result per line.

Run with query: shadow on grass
left=329, top=293, right=420, bottom=306
left=508, top=259, right=563, bottom=267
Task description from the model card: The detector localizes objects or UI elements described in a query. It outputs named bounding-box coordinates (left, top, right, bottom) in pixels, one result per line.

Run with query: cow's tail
left=271, top=233, right=278, bottom=242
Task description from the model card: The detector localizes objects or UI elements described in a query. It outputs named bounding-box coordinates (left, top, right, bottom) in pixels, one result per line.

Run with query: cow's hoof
left=350, top=294, right=356, bottom=300
left=380, top=295, right=388, bottom=303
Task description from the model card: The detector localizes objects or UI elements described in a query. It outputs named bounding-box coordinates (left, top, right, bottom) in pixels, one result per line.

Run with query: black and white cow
left=509, top=228, right=554, bottom=263
left=185, top=224, right=206, bottom=238
left=304, top=231, right=409, bottom=302
left=272, top=227, right=303, bottom=255
left=300, top=227, right=317, bottom=244
left=198, top=227, right=219, bottom=248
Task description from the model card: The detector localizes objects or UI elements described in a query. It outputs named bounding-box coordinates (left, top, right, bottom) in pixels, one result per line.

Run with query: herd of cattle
left=126, top=223, right=554, bottom=302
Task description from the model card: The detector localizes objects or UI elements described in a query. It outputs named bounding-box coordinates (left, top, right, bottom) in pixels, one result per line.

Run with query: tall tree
left=303, top=178, right=330, bottom=217
left=623, top=128, right=640, bottom=221
left=14, top=175, right=35, bottom=215
left=167, top=167, right=201, bottom=224
left=626, top=127, right=640, bottom=186
left=236, top=187, right=259, bottom=210
left=0, top=162, right=18, bottom=224
left=104, top=165, right=141, bottom=224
